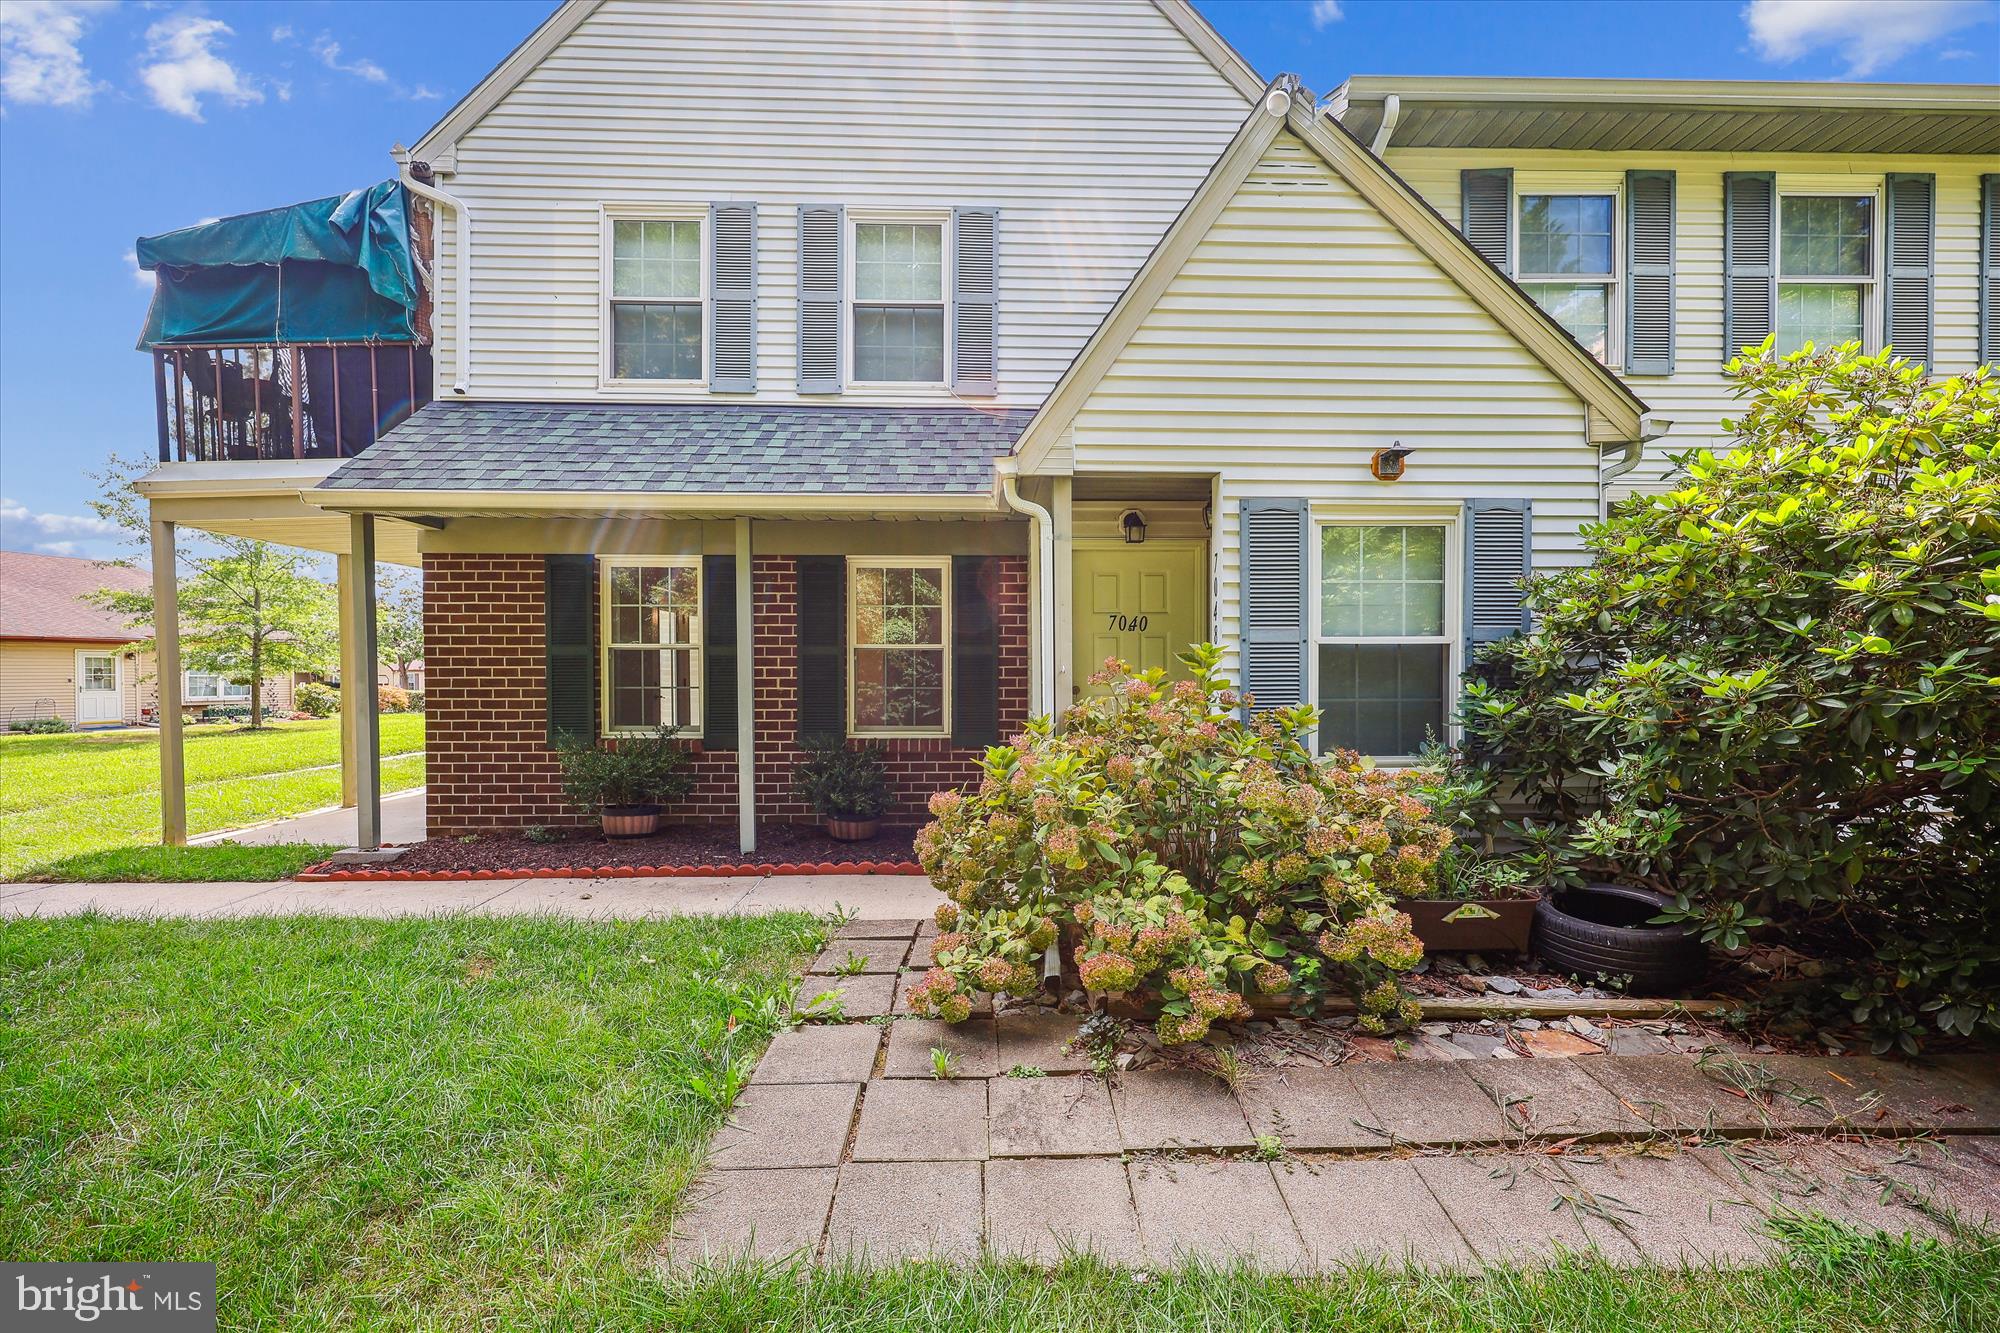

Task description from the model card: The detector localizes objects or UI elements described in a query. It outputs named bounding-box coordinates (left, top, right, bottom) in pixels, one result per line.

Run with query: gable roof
left=1012, top=77, right=1649, bottom=473
left=408, top=0, right=1262, bottom=168
left=0, top=552, right=151, bottom=643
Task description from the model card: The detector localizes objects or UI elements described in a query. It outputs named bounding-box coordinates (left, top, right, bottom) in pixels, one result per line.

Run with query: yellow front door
left=1072, top=542, right=1207, bottom=700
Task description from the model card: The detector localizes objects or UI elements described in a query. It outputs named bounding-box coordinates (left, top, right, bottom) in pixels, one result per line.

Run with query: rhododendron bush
left=908, top=644, right=1441, bottom=1043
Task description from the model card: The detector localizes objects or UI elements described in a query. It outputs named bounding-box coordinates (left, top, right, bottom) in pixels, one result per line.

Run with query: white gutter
left=1369, top=93, right=1401, bottom=155
left=1602, top=413, right=1673, bottom=484
left=398, top=165, right=474, bottom=395
left=995, top=458, right=1056, bottom=720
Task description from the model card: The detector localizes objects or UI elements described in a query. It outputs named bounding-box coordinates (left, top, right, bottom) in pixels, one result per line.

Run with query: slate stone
left=1345, top=1060, right=1509, bottom=1147
left=1574, top=1055, right=1784, bottom=1135
left=1464, top=1055, right=1647, bottom=1139
left=989, top=1075, right=1122, bottom=1157
left=1412, top=1155, right=1641, bottom=1264
left=1415, top=1034, right=1478, bottom=1062
left=796, top=973, right=896, bottom=1019
left=1520, top=1029, right=1604, bottom=1058
left=752, top=1026, right=882, bottom=1085
left=993, top=1010, right=1089, bottom=1073
left=1559, top=1153, right=1773, bottom=1265
left=1112, top=1067, right=1256, bottom=1150
left=1275, top=1159, right=1477, bottom=1269
left=1234, top=1065, right=1384, bottom=1151
left=825, top=1160, right=985, bottom=1262
left=1449, top=1033, right=1507, bottom=1059
left=851, top=1077, right=989, bottom=1162
left=666, top=1167, right=837, bottom=1262
left=985, top=1158, right=1145, bottom=1265
left=1128, top=1158, right=1309, bottom=1269
left=1484, top=976, right=1524, bottom=996
left=811, top=938, right=910, bottom=975
left=709, top=1083, right=861, bottom=1170
left=835, top=918, right=923, bottom=941
left=1606, top=1028, right=1675, bottom=1057
left=883, top=1017, right=999, bottom=1079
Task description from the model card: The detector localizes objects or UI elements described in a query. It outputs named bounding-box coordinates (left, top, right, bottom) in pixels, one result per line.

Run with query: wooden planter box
left=1397, top=897, right=1536, bottom=954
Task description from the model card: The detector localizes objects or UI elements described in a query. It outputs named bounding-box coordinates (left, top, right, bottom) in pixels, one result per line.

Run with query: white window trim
left=846, top=555, right=952, bottom=738
left=181, top=670, right=249, bottom=702
left=599, top=204, right=709, bottom=392
left=598, top=555, right=703, bottom=738
left=846, top=209, right=953, bottom=389
left=1776, top=188, right=1881, bottom=354
left=1308, top=513, right=1461, bottom=765
left=1515, top=188, right=1620, bottom=367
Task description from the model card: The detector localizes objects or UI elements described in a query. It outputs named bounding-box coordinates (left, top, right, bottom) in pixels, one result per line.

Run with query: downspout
left=995, top=457, right=1055, bottom=720
left=398, top=164, right=475, bottom=395
left=1600, top=413, right=1673, bottom=513
left=1369, top=94, right=1402, bottom=156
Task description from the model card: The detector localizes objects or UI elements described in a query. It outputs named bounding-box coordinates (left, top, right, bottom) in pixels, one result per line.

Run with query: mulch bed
left=300, top=821, right=922, bottom=880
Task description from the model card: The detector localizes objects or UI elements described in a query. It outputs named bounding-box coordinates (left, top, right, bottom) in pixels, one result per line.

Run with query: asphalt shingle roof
left=0, top=552, right=152, bottom=641
left=318, top=401, right=1034, bottom=495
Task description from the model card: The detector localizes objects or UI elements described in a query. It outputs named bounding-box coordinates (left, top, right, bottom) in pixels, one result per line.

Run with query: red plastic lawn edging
left=293, top=860, right=926, bottom=882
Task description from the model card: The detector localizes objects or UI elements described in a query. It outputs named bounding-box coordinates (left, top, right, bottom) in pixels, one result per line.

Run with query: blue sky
left=2, top=0, right=1995, bottom=560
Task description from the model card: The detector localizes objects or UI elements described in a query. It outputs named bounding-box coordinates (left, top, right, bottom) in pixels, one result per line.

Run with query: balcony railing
left=152, top=342, right=433, bottom=463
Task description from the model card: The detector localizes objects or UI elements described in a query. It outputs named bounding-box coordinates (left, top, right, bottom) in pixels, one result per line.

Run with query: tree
left=1461, top=345, right=1998, bottom=1052
left=376, top=568, right=424, bottom=690
left=88, top=453, right=339, bottom=728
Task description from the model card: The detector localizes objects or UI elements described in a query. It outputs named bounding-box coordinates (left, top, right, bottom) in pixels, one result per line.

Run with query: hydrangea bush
left=908, top=644, right=1440, bottom=1043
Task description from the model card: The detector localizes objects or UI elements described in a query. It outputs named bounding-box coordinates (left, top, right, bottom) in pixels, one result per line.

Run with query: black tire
left=1531, top=883, right=1705, bottom=995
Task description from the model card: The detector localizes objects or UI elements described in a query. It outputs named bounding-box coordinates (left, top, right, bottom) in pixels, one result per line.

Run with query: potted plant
left=1398, top=844, right=1541, bottom=953
left=555, top=729, right=694, bottom=838
left=791, top=737, right=890, bottom=840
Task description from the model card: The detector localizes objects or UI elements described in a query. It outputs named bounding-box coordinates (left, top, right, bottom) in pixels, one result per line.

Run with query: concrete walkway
left=0, top=872, right=946, bottom=920
left=188, top=787, right=429, bottom=847
left=669, top=918, right=2000, bottom=1270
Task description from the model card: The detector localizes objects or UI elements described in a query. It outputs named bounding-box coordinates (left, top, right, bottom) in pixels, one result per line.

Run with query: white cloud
left=0, top=497, right=124, bottom=559
left=1310, top=0, right=1344, bottom=28
left=124, top=248, right=154, bottom=289
left=311, top=35, right=386, bottom=84
left=407, top=84, right=442, bottom=101
left=0, top=0, right=114, bottom=109
left=270, top=24, right=294, bottom=44
left=140, top=13, right=262, bottom=121
left=1743, top=0, right=1994, bottom=77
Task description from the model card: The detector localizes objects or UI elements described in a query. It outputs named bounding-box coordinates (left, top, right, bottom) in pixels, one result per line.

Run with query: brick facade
left=422, top=552, right=1029, bottom=837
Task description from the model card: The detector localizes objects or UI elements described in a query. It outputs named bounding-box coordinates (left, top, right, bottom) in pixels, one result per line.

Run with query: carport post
left=336, top=552, right=360, bottom=808
left=152, top=518, right=186, bottom=846
left=344, top=514, right=382, bottom=849
left=735, top=516, right=755, bottom=856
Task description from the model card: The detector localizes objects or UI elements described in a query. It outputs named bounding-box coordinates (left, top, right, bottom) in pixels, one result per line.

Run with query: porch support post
left=344, top=514, right=382, bottom=849
left=734, top=517, right=755, bottom=856
left=1051, top=477, right=1074, bottom=714
left=336, top=552, right=360, bottom=808
left=151, top=518, right=186, bottom=846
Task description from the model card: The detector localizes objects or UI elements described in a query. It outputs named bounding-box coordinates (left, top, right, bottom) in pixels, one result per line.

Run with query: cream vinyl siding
left=1064, top=133, right=1599, bottom=686
left=0, top=641, right=152, bottom=727
left=1389, top=149, right=1992, bottom=492
left=424, top=0, right=1250, bottom=406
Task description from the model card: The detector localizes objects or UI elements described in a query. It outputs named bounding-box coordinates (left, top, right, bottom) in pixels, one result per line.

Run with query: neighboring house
left=123, top=1, right=1998, bottom=851
left=0, top=552, right=154, bottom=728
left=1329, top=77, right=2000, bottom=495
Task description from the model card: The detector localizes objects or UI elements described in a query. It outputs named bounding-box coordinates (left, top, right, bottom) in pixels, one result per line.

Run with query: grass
left=0, top=715, right=424, bottom=878
left=22, top=843, right=337, bottom=882
left=4, top=916, right=1993, bottom=1332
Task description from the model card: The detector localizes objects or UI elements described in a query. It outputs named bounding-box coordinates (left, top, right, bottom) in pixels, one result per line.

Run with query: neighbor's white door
left=75, top=650, right=121, bottom=725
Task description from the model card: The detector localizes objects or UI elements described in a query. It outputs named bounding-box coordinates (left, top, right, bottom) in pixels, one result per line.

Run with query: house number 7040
left=1105, top=614, right=1150, bottom=632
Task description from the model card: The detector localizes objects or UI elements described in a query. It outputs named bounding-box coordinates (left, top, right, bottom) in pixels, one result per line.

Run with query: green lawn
left=2, top=916, right=1993, bottom=1333
left=0, top=715, right=424, bottom=878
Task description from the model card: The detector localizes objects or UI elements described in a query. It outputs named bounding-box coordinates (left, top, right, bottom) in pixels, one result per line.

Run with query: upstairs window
left=601, top=558, right=702, bottom=734
left=1778, top=195, right=1872, bottom=355
left=849, top=559, right=949, bottom=735
left=609, top=218, right=703, bottom=381
left=853, top=220, right=946, bottom=383
left=1518, top=194, right=1616, bottom=362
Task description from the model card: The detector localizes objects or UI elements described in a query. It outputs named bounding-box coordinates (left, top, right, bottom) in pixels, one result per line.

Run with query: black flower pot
left=1532, top=882, right=1706, bottom=995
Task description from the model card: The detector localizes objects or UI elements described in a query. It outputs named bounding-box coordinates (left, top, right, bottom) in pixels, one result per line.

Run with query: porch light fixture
left=1371, top=442, right=1416, bottom=482
left=1119, top=509, right=1147, bottom=544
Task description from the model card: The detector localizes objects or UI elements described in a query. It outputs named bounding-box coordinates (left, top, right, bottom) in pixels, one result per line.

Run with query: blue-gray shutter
left=1463, top=499, right=1532, bottom=665
left=1624, top=170, right=1675, bottom=375
left=1460, top=169, right=1513, bottom=276
left=1884, top=174, right=1936, bottom=368
left=708, top=202, right=757, bottom=392
left=794, top=556, right=846, bottom=743
left=544, top=555, right=596, bottom=746
left=1239, top=498, right=1308, bottom=712
left=1982, top=175, right=2000, bottom=367
left=1723, top=172, right=1776, bottom=360
left=701, top=555, right=737, bottom=749
left=951, top=206, right=998, bottom=396
left=796, top=205, right=843, bottom=393
left=950, top=555, right=999, bottom=747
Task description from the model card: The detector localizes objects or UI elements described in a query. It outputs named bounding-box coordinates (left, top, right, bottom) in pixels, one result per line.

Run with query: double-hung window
left=852, top=219, right=947, bottom=383
left=849, top=558, right=949, bottom=735
left=183, top=672, right=249, bottom=701
left=1518, top=193, right=1616, bottom=362
left=602, top=558, right=702, bottom=734
left=1778, top=194, right=1873, bottom=355
left=1316, top=523, right=1451, bottom=760
left=608, top=217, right=704, bottom=381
